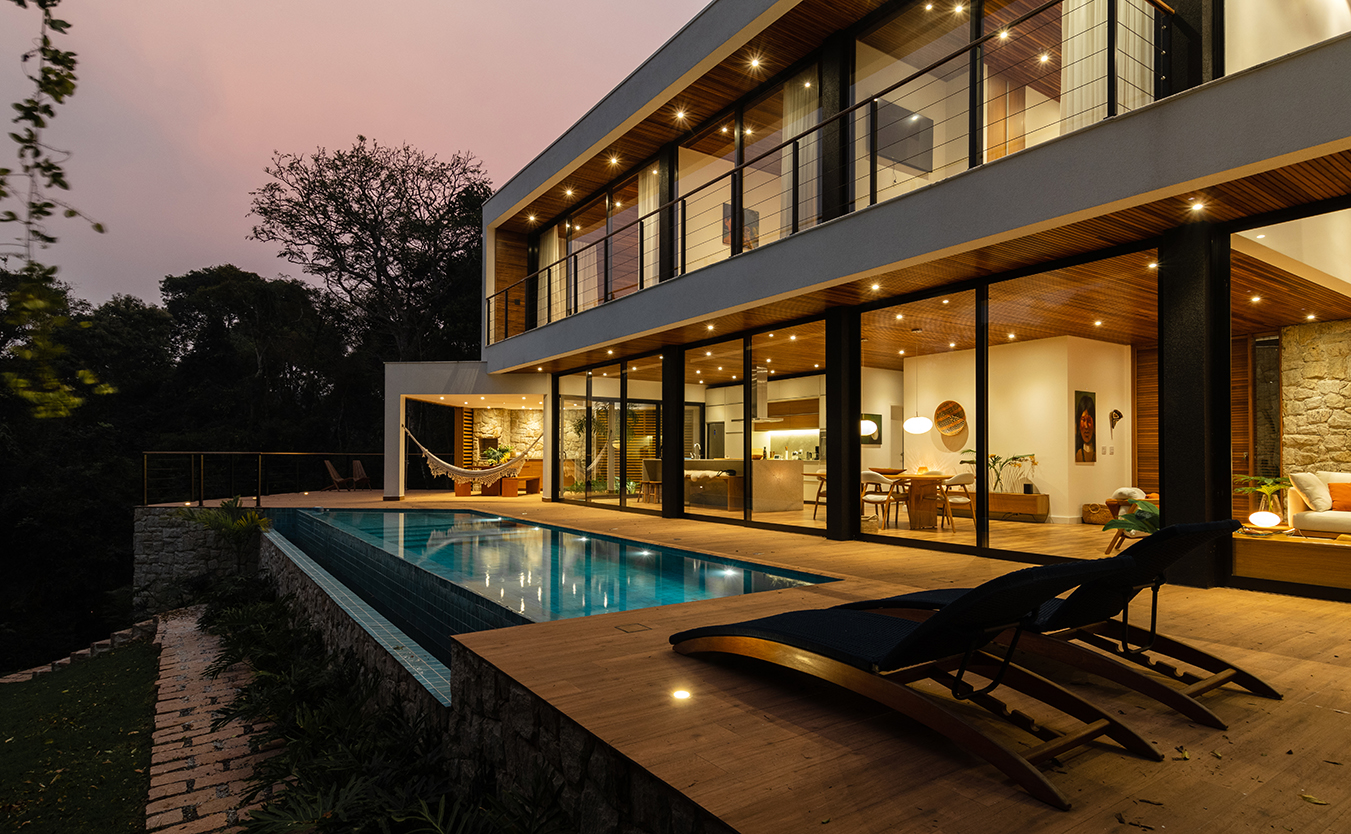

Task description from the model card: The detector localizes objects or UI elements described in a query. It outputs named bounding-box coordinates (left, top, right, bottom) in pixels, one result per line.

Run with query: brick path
left=147, top=608, right=276, bottom=834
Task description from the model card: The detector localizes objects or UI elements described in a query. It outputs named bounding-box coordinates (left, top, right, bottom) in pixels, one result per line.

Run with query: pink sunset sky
left=1, top=0, right=707, bottom=305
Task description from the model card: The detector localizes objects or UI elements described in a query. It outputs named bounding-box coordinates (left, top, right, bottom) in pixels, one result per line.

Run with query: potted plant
left=482, top=445, right=514, bottom=464
left=1232, top=474, right=1292, bottom=522
left=1101, top=499, right=1161, bottom=536
left=960, top=450, right=1037, bottom=492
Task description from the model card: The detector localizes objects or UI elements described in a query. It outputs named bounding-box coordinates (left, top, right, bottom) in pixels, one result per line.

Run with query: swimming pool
left=304, top=508, right=832, bottom=622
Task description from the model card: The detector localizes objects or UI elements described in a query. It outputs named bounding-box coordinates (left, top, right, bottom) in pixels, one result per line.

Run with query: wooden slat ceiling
left=498, top=0, right=890, bottom=236
left=515, top=149, right=1351, bottom=378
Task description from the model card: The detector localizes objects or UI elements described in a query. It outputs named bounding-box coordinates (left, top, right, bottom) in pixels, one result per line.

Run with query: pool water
left=308, top=509, right=833, bottom=623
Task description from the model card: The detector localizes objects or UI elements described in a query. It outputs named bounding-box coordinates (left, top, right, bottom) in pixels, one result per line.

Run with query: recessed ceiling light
left=706, top=324, right=714, bottom=330
left=769, top=370, right=775, bottom=374
left=942, top=299, right=949, bottom=304
left=675, top=110, right=686, bottom=120
left=1040, top=53, right=1049, bottom=63
left=1191, top=203, right=1204, bottom=212
left=527, top=214, right=536, bottom=222
left=1251, top=296, right=1261, bottom=303
left=814, top=364, right=819, bottom=368
left=732, top=375, right=737, bottom=379
left=607, top=349, right=613, bottom=354
left=899, top=350, right=905, bottom=355
left=537, top=367, right=543, bottom=371
left=750, top=58, right=760, bottom=68
left=1008, top=333, right=1015, bottom=339
left=717, top=366, right=723, bottom=371
left=895, top=313, right=903, bottom=319
left=872, top=283, right=880, bottom=290
left=1256, top=234, right=1266, bottom=239
left=999, top=30, right=1008, bottom=39
left=608, top=156, right=619, bottom=166
left=705, top=351, right=712, bottom=356
left=1094, top=320, right=1103, bottom=326
left=955, top=3, right=963, bottom=11
left=565, top=188, right=573, bottom=196
left=1148, top=262, right=1158, bottom=269
left=789, top=335, right=796, bottom=340
left=949, top=342, right=956, bottom=348
left=1307, top=314, right=1316, bottom=320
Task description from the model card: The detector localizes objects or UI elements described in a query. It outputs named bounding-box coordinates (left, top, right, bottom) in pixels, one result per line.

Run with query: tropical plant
left=1101, top=500, right=1160, bottom=535
left=1233, top=473, right=1291, bottom=518
left=177, top=495, right=271, bottom=573
left=482, top=445, right=513, bottom=464
left=960, top=450, right=1037, bottom=492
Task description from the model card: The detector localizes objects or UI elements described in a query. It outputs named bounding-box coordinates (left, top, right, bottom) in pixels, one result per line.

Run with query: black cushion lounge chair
left=670, top=559, right=1162, bottom=810
left=839, top=519, right=1278, bottom=730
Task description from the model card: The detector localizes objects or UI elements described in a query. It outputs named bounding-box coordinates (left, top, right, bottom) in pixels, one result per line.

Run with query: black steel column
left=1158, top=220, right=1230, bottom=587
left=661, top=350, right=686, bottom=519
left=818, top=32, right=851, bottom=222
left=1161, top=0, right=1219, bottom=92
left=825, top=307, right=861, bottom=540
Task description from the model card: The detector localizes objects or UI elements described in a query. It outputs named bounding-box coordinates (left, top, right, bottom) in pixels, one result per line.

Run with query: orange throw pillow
left=1329, top=482, right=1351, bottom=512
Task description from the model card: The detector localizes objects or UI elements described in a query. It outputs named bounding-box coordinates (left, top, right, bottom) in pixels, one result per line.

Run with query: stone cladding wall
left=474, top=408, right=544, bottom=456
left=258, top=535, right=733, bottom=834
left=133, top=507, right=259, bottom=616
left=1281, top=320, right=1351, bottom=473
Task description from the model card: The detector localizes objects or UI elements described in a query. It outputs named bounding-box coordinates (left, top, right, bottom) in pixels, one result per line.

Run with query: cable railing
left=142, top=452, right=386, bottom=507
left=487, top=0, right=1174, bottom=346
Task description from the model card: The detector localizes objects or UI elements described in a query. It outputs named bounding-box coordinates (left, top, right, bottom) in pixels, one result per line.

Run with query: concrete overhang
left=482, top=0, right=795, bottom=230
left=484, top=31, right=1351, bottom=374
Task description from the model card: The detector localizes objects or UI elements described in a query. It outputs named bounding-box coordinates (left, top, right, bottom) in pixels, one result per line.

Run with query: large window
left=678, top=124, right=737, bottom=274
left=1226, top=0, right=1351, bottom=74
left=684, top=338, right=746, bottom=518
left=742, top=65, right=821, bottom=246
left=749, top=321, right=826, bottom=529
left=860, top=292, right=977, bottom=545
left=1229, top=207, right=1351, bottom=591
left=986, top=254, right=1157, bottom=556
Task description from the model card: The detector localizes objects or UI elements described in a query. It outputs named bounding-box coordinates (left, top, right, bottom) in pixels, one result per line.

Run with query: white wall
left=900, top=336, right=1133, bottom=522
left=1226, top=0, right=1351, bottom=73
left=862, top=365, right=907, bottom=470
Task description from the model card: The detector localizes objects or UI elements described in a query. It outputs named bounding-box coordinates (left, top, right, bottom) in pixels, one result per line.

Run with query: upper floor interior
left=482, top=0, right=1351, bottom=371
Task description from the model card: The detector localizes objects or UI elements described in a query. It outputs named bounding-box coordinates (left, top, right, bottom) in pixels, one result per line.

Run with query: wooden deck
left=240, top=491, right=1351, bottom=832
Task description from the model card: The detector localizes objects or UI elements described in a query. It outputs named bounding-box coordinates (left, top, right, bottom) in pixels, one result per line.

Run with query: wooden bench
left=480, top=475, right=541, bottom=497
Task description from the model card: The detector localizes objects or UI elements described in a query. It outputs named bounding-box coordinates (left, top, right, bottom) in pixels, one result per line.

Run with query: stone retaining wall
left=132, top=507, right=250, bottom=616
left=258, top=533, right=733, bottom=834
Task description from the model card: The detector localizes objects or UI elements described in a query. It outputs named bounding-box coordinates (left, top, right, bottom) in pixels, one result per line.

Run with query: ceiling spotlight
left=1307, top=314, right=1316, bottom=320
left=675, top=110, right=687, bottom=120
left=942, top=299, right=949, bottom=304
left=1191, top=202, right=1205, bottom=212
left=895, top=313, right=903, bottom=320
left=1251, top=296, right=1261, bottom=303
left=999, top=30, right=1009, bottom=39
left=1094, top=320, right=1103, bottom=326
left=607, top=349, right=613, bottom=354
left=949, top=342, right=956, bottom=348
left=899, top=350, right=905, bottom=355
left=527, top=214, right=536, bottom=222
left=1256, top=234, right=1266, bottom=239
left=1040, top=53, right=1049, bottom=63
left=1148, top=262, right=1158, bottom=269
left=565, top=188, right=573, bottom=197
left=608, top=156, right=619, bottom=166
left=705, top=351, right=712, bottom=356
left=706, top=324, right=714, bottom=330
left=789, top=335, right=796, bottom=340
left=871, top=283, right=880, bottom=290
left=750, top=58, right=761, bottom=68
left=1008, top=333, right=1015, bottom=339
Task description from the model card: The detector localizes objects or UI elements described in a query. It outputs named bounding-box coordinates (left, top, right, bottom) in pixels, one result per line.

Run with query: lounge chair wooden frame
left=671, top=559, right=1164, bottom=809
left=848, top=520, right=1279, bottom=730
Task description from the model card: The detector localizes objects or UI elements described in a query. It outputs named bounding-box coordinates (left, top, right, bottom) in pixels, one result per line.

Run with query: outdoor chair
left=839, top=519, right=1276, bottom=729
left=670, top=558, right=1161, bottom=810
left=323, top=460, right=355, bottom=491
left=352, top=460, right=372, bottom=489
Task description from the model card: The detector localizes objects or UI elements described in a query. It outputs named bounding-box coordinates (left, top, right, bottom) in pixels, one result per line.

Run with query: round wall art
left=934, top=400, right=967, bottom=436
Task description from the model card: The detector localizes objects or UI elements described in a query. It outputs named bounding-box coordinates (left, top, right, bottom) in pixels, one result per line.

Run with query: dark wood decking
left=236, top=491, right=1351, bottom=832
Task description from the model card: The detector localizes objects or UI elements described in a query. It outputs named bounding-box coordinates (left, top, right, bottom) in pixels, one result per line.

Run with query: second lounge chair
left=670, top=558, right=1162, bottom=810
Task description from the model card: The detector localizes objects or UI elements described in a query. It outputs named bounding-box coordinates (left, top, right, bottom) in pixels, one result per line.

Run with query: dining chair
left=939, top=473, right=975, bottom=530
left=860, top=470, right=903, bottom=529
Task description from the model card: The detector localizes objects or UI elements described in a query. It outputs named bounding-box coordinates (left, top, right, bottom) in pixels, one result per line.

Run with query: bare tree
left=248, top=136, right=491, bottom=361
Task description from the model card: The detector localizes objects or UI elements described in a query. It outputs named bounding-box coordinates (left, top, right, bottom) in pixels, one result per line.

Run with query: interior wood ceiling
left=498, top=0, right=890, bottom=236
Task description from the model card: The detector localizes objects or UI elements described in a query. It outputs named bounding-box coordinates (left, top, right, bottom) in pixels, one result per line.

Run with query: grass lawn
left=0, top=641, right=159, bottom=833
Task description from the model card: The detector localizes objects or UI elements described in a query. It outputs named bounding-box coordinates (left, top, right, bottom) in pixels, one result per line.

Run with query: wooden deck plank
left=202, top=491, right=1351, bottom=832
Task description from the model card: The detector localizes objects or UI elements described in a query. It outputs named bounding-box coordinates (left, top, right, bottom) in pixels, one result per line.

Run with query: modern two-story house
left=384, top=0, right=1351, bottom=594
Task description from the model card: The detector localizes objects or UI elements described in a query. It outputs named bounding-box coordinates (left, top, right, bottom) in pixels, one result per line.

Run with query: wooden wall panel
left=1133, top=347, right=1159, bottom=493
left=1231, top=337, right=1254, bottom=519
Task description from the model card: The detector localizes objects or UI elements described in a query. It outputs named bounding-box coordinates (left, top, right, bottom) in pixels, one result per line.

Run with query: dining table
left=876, top=472, right=950, bottom=530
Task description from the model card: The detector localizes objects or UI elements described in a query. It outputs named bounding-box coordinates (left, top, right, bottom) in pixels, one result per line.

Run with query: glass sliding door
left=685, top=338, right=746, bottom=518
left=749, top=321, right=826, bottom=529
left=625, top=354, right=664, bottom=511
left=986, top=251, right=1158, bottom=558
left=742, top=65, right=821, bottom=248
left=558, top=371, right=589, bottom=501
left=860, top=293, right=976, bottom=545
left=678, top=123, right=738, bottom=274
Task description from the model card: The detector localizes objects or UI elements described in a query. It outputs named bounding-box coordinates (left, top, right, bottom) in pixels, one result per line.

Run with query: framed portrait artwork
left=1074, top=390, right=1096, bottom=463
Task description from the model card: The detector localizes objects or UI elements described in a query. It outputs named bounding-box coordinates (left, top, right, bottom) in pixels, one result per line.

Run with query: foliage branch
left=960, top=450, right=1037, bottom=492
left=2, top=0, right=109, bottom=417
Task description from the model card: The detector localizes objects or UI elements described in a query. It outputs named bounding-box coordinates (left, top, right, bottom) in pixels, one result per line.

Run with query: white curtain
left=1062, top=0, right=1107, bottom=131
left=638, top=169, right=660, bottom=288
left=780, top=66, right=820, bottom=236
left=1117, top=0, right=1155, bottom=113
left=537, top=225, right=564, bottom=324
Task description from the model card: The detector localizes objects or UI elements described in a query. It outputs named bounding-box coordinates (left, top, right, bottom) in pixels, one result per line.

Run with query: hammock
left=405, top=430, right=543, bottom=487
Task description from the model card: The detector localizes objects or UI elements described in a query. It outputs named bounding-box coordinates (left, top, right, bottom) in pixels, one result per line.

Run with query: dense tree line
left=1, top=252, right=484, bottom=672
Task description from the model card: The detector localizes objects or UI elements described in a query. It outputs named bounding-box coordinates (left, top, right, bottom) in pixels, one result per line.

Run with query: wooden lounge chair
left=352, top=459, right=371, bottom=489
left=671, top=559, right=1161, bottom=810
left=322, top=459, right=354, bottom=491
left=840, top=519, right=1275, bottom=729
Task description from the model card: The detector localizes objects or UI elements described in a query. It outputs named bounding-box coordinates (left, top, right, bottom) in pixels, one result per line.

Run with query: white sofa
left=1288, top=471, right=1351, bottom=536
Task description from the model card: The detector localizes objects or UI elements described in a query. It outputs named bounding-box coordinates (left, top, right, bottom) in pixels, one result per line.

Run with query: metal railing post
left=1107, top=0, right=1119, bottom=118
left=257, top=453, right=263, bottom=507
left=679, top=199, right=687, bottom=275
left=791, top=141, right=800, bottom=234
left=868, top=98, right=879, bottom=206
